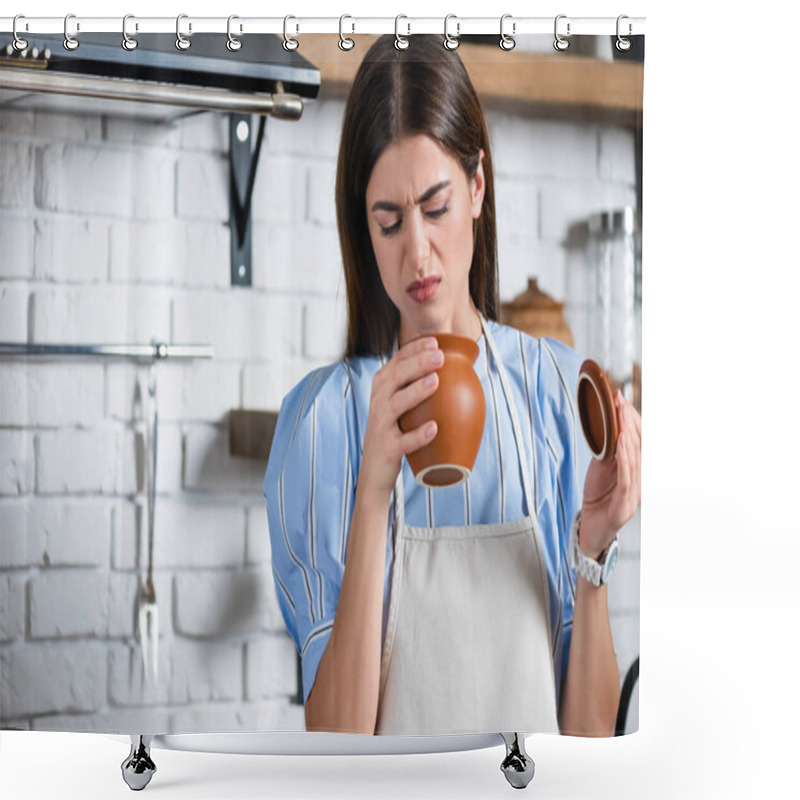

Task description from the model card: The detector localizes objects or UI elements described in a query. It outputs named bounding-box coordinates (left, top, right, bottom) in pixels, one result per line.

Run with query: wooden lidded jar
left=399, top=333, right=486, bottom=488
left=501, top=278, right=574, bottom=347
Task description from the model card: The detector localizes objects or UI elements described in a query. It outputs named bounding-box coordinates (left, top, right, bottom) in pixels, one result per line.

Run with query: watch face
left=602, top=541, right=619, bottom=583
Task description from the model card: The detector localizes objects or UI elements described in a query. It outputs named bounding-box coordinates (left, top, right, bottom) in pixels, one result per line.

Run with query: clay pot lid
left=577, top=359, right=618, bottom=463
left=503, top=278, right=565, bottom=311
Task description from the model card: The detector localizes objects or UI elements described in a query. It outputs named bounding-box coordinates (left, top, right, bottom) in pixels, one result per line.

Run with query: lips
left=407, top=277, right=441, bottom=303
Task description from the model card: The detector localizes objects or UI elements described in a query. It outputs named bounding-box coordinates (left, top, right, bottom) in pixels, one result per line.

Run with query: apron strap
left=480, top=315, right=537, bottom=521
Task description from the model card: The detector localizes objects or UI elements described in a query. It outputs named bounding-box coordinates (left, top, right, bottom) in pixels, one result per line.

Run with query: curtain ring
left=64, top=13, right=79, bottom=51
left=283, top=15, right=299, bottom=51
left=12, top=15, right=28, bottom=52
left=554, top=14, right=570, bottom=51
left=394, top=15, right=410, bottom=50
left=122, top=14, right=138, bottom=51
left=499, top=14, right=515, bottom=51
left=227, top=15, right=242, bottom=51
left=616, top=15, right=632, bottom=52
left=176, top=14, right=191, bottom=50
left=443, top=14, right=460, bottom=51
left=338, top=14, right=355, bottom=51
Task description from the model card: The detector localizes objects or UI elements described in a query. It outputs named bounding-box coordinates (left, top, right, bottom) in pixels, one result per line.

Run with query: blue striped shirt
left=263, top=319, right=591, bottom=706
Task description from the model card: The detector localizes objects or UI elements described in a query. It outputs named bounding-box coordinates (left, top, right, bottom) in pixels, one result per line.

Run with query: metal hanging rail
left=0, top=342, right=214, bottom=360
left=0, top=69, right=304, bottom=117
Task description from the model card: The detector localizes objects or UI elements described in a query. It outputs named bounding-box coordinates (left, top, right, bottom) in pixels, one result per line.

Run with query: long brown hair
left=336, top=35, right=499, bottom=358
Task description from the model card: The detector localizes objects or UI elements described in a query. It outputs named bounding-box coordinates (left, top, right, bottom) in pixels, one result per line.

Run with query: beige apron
left=374, top=318, right=559, bottom=736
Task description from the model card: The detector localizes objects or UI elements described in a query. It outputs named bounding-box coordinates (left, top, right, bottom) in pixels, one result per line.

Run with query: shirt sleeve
left=536, top=337, right=592, bottom=694
left=263, top=362, right=357, bottom=705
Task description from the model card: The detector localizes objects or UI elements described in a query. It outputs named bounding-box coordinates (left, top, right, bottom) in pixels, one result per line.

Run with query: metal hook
left=122, top=14, right=138, bottom=51
left=616, top=15, right=632, bottom=52
left=499, top=14, right=515, bottom=51
left=12, top=15, right=28, bottom=52
left=338, top=14, right=355, bottom=51
left=283, top=15, right=299, bottom=51
left=227, top=15, right=242, bottom=52
left=554, top=14, right=570, bottom=51
left=64, top=13, right=79, bottom=51
left=176, top=13, right=191, bottom=50
left=394, top=15, right=410, bottom=50
left=443, top=14, right=460, bottom=51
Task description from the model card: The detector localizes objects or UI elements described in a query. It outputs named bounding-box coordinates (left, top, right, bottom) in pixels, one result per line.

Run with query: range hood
left=0, top=31, right=321, bottom=121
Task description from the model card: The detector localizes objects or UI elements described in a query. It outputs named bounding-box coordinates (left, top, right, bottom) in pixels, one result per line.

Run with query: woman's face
left=365, top=134, right=485, bottom=345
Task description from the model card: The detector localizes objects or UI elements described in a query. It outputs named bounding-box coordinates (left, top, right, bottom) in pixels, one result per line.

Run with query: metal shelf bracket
left=229, top=113, right=266, bottom=287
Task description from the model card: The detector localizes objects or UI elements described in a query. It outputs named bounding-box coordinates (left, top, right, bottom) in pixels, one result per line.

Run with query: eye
left=379, top=219, right=402, bottom=236
left=426, top=205, right=448, bottom=220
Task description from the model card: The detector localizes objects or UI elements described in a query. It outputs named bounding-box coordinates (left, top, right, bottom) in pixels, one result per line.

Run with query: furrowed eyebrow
left=370, top=180, right=451, bottom=213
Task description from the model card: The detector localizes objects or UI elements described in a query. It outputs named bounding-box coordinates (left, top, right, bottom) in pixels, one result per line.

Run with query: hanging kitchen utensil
left=138, top=362, right=159, bottom=683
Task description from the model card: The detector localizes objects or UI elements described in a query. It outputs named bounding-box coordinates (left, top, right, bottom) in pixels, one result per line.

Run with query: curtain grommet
left=554, top=14, right=570, bottom=51
left=64, top=13, right=80, bottom=51
left=176, top=14, right=191, bottom=50
left=444, top=14, right=460, bottom=51
left=227, top=15, right=243, bottom=52
left=616, top=15, right=632, bottom=52
left=338, top=14, right=355, bottom=51
left=395, top=15, right=410, bottom=50
left=499, top=14, right=515, bottom=51
left=12, top=15, right=29, bottom=52
left=283, top=15, right=299, bottom=51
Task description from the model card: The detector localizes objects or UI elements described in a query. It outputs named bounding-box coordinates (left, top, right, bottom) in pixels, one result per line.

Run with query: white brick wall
left=0, top=141, right=33, bottom=208
left=0, top=644, right=107, bottom=717
left=0, top=574, right=25, bottom=641
left=1, top=430, right=34, bottom=495
left=0, top=217, right=34, bottom=279
left=34, top=218, right=110, bottom=282
left=173, top=569, right=283, bottom=636
left=0, top=283, right=28, bottom=341
left=0, top=363, right=104, bottom=427
left=1, top=85, right=640, bottom=733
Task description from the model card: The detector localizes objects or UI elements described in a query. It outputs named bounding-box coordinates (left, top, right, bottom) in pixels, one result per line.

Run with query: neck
left=398, top=303, right=483, bottom=348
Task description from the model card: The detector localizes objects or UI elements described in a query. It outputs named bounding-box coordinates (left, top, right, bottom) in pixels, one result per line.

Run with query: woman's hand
left=578, top=390, right=642, bottom=559
left=358, top=337, right=443, bottom=501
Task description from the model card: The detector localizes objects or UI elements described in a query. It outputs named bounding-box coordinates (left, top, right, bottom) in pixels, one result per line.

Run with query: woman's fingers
left=620, top=400, right=641, bottom=507
left=398, top=419, right=438, bottom=456
left=616, top=390, right=642, bottom=442
left=611, top=402, right=641, bottom=524
left=390, top=370, right=439, bottom=421
left=392, top=339, right=443, bottom=390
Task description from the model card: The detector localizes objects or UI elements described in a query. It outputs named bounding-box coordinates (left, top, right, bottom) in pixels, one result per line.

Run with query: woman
left=264, top=35, right=641, bottom=737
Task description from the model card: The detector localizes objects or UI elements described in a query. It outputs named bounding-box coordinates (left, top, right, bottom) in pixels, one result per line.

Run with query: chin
left=404, top=306, right=449, bottom=336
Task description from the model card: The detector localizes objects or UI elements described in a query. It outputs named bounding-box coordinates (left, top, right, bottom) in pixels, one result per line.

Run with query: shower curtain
left=0, top=24, right=643, bottom=742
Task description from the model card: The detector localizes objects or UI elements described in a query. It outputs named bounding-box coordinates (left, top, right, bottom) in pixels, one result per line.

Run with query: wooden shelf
left=229, top=409, right=279, bottom=460
left=297, top=35, right=643, bottom=126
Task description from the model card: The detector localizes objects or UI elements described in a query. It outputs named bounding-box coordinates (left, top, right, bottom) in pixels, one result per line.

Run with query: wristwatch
left=569, top=512, right=619, bottom=587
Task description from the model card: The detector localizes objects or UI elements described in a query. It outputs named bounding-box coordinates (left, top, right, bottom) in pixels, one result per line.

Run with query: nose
left=405, top=208, right=430, bottom=272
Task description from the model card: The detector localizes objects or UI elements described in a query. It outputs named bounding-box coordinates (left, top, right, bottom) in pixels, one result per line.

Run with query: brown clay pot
left=399, top=333, right=486, bottom=488
left=577, top=359, right=618, bottom=464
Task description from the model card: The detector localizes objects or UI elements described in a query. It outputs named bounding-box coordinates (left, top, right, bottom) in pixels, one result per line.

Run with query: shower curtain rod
left=0, top=16, right=646, bottom=37
left=0, top=342, right=214, bottom=360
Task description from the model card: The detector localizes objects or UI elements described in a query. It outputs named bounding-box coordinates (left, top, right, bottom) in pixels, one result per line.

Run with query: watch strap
left=569, top=511, right=617, bottom=587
